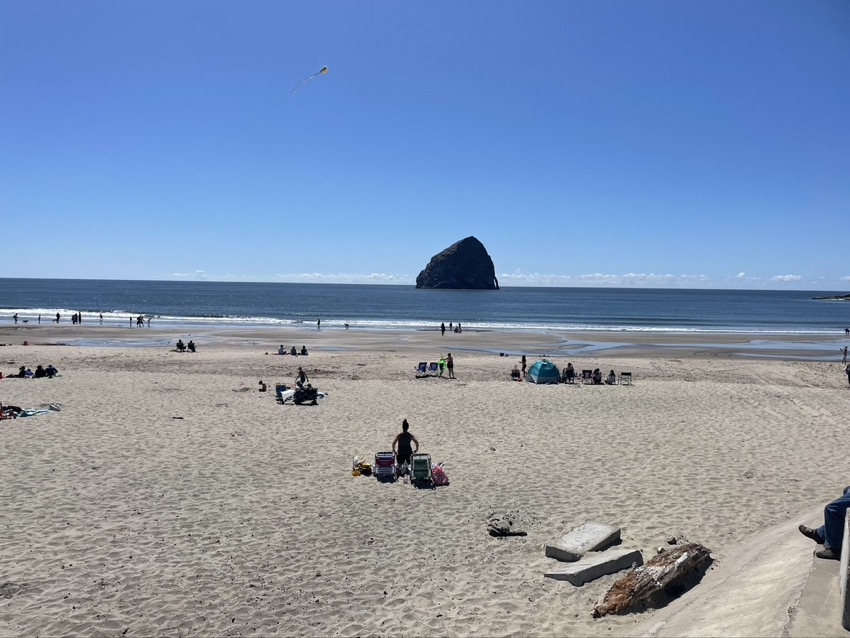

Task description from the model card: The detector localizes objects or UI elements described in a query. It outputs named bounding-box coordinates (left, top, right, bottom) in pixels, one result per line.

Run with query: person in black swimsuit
left=392, top=419, right=419, bottom=466
left=295, top=366, right=309, bottom=389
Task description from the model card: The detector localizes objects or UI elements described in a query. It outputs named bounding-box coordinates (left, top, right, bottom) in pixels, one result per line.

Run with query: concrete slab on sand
left=545, top=521, right=621, bottom=562
left=545, top=548, right=643, bottom=586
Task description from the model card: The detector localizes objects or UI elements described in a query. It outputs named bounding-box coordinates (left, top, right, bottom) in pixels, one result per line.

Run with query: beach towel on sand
left=19, top=405, right=61, bottom=418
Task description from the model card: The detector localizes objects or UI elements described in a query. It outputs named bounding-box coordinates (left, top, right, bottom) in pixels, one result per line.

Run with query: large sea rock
left=415, top=237, right=499, bottom=290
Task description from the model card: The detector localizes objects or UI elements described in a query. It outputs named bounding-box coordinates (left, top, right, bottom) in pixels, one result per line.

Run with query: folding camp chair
left=580, top=370, right=593, bottom=384
left=415, top=362, right=428, bottom=377
left=619, top=372, right=633, bottom=385
left=410, top=453, right=433, bottom=484
left=374, top=452, right=397, bottom=481
left=427, top=362, right=439, bottom=376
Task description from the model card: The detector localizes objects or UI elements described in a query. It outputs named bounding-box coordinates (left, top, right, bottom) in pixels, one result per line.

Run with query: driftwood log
left=487, top=514, right=527, bottom=537
left=593, top=542, right=712, bottom=618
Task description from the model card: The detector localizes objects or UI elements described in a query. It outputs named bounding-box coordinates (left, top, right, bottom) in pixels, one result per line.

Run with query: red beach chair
left=374, top=452, right=396, bottom=480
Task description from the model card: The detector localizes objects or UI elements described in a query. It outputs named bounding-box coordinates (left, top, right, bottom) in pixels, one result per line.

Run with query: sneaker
left=815, top=547, right=840, bottom=560
left=798, top=525, right=825, bottom=544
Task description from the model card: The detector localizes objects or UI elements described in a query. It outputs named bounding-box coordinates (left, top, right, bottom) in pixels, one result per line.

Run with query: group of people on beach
left=175, top=339, right=195, bottom=353
left=439, top=322, right=462, bottom=336
left=2, top=364, right=58, bottom=380
left=277, top=345, right=308, bottom=356
left=9, top=312, right=137, bottom=325
left=511, top=356, right=619, bottom=385
left=11, top=312, right=78, bottom=325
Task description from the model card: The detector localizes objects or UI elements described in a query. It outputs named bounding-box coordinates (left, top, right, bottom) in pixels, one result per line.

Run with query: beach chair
left=581, top=369, right=593, bottom=384
left=427, top=362, right=439, bottom=376
left=416, top=362, right=428, bottom=377
left=410, top=453, right=433, bottom=484
left=619, top=372, right=633, bottom=385
left=374, top=452, right=397, bottom=481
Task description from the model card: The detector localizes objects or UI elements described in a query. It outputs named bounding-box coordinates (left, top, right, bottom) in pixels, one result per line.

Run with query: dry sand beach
left=1, top=324, right=849, bottom=636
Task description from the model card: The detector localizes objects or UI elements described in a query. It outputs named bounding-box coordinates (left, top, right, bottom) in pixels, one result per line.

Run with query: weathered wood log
left=592, top=542, right=712, bottom=618
left=487, top=514, right=527, bottom=537
left=488, top=526, right=527, bottom=537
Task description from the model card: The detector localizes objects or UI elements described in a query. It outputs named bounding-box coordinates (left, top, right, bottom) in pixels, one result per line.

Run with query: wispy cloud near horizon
left=166, top=270, right=836, bottom=289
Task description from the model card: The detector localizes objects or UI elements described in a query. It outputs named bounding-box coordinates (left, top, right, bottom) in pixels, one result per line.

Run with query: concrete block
left=841, top=510, right=850, bottom=630
left=545, top=521, right=621, bottom=562
left=545, top=548, right=643, bottom=586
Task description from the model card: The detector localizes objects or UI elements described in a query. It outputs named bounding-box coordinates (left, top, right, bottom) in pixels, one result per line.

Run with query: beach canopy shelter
left=527, top=360, right=561, bottom=384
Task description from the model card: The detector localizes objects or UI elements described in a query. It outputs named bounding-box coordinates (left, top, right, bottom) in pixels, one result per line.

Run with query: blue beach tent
left=527, top=360, right=561, bottom=384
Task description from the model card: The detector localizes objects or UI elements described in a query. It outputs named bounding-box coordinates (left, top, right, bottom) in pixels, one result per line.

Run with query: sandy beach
left=1, top=323, right=848, bottom=636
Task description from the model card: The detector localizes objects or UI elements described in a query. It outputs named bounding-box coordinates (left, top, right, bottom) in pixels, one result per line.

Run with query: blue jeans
left=817, top=486, right=850, bottom=551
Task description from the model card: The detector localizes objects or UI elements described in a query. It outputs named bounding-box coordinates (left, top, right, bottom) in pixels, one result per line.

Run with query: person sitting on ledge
left=187, top=340, right=196, bottom=353
left=176, top=339, right=185, bottom=352
left=799, top=486, right=850, bottom=560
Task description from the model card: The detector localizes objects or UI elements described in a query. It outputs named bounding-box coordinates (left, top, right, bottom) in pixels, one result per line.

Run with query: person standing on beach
left=317, top=318, right=321, bottom=330
left=521, top=355, right=527, bottom=378
left=295, top=366, right=309, bottom=389
left=842, top=346, right=848, bottom=365
left=392, top=419, right=419, bottom=468
left=446, top=353, right=455, bottom=379
left=845, top=363, right=850, bottom=386
left=441, top=322, right=446, bottom=336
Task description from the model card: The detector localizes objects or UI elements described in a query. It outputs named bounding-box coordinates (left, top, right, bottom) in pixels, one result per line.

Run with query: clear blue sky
left=2, top=1, right=848, bottom=289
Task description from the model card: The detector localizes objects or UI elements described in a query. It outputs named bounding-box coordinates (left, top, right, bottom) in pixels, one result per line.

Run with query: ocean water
left=1, top=278, right=849, bottom=336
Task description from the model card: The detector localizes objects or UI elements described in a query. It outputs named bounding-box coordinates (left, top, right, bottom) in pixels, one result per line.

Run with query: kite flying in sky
left=291, top=66, right=328, bottom=93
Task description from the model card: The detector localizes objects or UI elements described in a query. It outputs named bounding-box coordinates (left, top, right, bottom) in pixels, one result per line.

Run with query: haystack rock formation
left=415, top=236, right=499, bottom=290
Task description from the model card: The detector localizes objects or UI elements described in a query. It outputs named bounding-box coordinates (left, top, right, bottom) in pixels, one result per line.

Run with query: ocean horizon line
left=0, top=276, right=847, bottom=295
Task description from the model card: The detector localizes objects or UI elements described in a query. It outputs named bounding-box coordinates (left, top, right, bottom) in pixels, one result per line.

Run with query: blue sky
left=1, top=1, right=848, bottom=289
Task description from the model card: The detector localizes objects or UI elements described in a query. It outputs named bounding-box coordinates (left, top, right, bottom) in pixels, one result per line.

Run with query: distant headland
left=812, top=293, right=850, bottom=301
